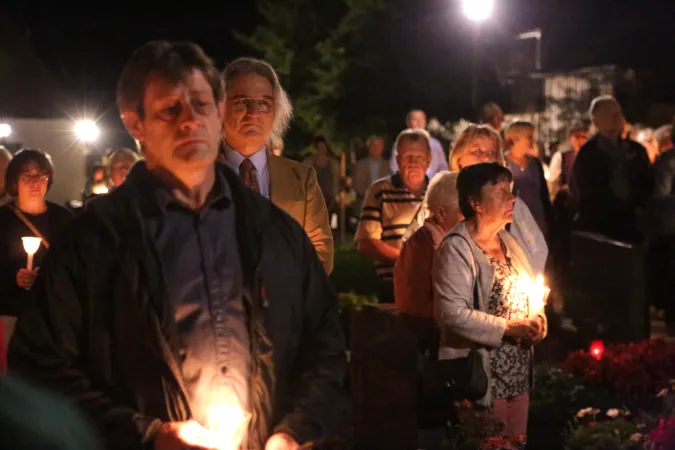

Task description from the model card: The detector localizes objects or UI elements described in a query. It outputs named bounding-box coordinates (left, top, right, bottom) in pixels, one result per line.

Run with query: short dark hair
left=116, top=40, right=223, bottom=116
left=457, top=162, right=513, bottom=220
left=5, top=148, right=54, bottom=197
left=567, top=121, right=589, bottom=136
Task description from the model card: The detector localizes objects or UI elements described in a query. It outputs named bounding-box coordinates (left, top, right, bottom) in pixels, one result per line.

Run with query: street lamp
left=462, top=0, right=494, bottom=23
left=74, top=120, right=100, bottom=143
left=516, top=28, right=543, bottom=71
left=462, top=0, right=494, bottom=114
left=0, top=123, right=11, bottom=138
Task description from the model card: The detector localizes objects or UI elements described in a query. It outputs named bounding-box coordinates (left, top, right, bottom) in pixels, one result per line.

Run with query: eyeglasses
left=467, top=148, right=499, bottom=159
left=19, top=173, right=49, bottom=184
left=229, top=97, right=274, bottom=114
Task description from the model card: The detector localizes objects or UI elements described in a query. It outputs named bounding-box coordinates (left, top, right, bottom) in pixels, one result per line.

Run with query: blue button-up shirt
left=129, top=163, right=250, bottom=436
left=222, top=143, right=270, bottom=199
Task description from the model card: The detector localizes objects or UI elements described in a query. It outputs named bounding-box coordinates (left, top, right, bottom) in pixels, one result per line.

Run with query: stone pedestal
left=349, top=305, right=418, bottom=449
left=567, top=231, right=650, bottom=343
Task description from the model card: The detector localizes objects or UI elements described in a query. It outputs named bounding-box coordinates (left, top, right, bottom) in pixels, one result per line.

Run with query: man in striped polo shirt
left=356, top=129, right=432, bottom=303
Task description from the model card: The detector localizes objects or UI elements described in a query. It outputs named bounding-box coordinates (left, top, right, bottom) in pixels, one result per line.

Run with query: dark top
left=570, top=135, right=652, bottom=242
left=0, top=201, right=73, bottom=315
left=8, top=162, right=348, bottom=450
left=506, top=156, right=553, bottom=235
left=127, top=164, right=250, bottom=432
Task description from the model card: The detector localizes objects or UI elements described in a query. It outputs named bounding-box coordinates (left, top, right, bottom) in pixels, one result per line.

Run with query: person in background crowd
left=0, top=149, right=73, bottom=371
left=394, top=171, right=462, bottom=342
left=548, top=122, right=589, bottom=202
left=481, top=102, right=505, bottom=135
left=0, top=146, right=11, bottom=206
left=220, top=57, right=334, bottom=274
left=649, top=119, right=675, bottom=336
left=82, top=164, right=108, bottom=201
left=9, top=41, right=347, bottom=450
left=655, top=124, right=673, bottom=154
left=503, top=121, right=554, bottom=237
left=390, top=109, right=449, bottom=178
left=268, top=135, right=284, bottom=156
left=434, top=162, right=546, bottom=441
left=570, top=95, right=652, bottom=243
left=107, top=147, right=140, bottom=188
left=353, top=135, right=391, bottom=211
left=357, top=129, right=431, bottom=303
left=633, top=125, right=660, bottom=163
left=303, top=136, right=341, bottom=211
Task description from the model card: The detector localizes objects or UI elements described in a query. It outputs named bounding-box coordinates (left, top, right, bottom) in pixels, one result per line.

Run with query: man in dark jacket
left=9, top=41, right=347, bottom=450
left=570, top=95, right=652, bottom=243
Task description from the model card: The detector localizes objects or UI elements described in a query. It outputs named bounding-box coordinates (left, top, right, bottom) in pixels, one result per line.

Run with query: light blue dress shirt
left=223, top=144, right=270, bottom=199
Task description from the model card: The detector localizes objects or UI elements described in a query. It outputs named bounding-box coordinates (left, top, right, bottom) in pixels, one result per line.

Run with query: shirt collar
left=222, top=141, right=268, bottom=173
left=127, top=161, right=231, bottom=216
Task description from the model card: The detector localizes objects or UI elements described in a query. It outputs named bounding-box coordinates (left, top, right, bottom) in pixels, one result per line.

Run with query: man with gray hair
left=220, top=57, right=333, bottom=273
left=357, top=128, right=431, bottom=303
left=0, top=146, right=11, bottom=206
left=570, top=95, right=652, bottom=242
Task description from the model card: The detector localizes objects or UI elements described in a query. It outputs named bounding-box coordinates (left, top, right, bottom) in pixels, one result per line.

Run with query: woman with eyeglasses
left=0, top=149, right=73, bottom=370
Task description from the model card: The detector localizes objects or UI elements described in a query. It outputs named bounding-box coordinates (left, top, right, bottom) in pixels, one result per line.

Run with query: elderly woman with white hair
left=394, top=171, right=463, bottom=321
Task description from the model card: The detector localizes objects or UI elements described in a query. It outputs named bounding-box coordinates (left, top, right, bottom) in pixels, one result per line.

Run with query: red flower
left=650, top=418, right=675, bottom=446
left=588, top=422, right=596, bottom=428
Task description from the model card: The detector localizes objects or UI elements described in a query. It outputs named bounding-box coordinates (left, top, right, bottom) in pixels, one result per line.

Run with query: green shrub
left=330, top=244, right=380, bottom=296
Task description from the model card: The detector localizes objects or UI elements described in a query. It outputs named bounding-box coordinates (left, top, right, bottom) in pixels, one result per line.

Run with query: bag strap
left=8, top=203, right=50, bottom=249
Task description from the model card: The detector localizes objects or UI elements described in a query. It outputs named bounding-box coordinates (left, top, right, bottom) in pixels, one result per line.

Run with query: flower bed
left=527, top=339, right=675, bottom=450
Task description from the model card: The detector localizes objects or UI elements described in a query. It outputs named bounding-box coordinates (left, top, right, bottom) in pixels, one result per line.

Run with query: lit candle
left=519, top=274, right=550, bottom=318
left=22, top=237, right=42, bottom=271
left=92, top=183, right=109, bottom=195
left=206, top=403, right=250, bottom=450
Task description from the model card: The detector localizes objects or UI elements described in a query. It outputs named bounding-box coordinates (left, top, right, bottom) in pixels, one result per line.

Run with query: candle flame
left=92, top=183, right=109, bottom=195
left=518, top=273, right=549, bottom=317
left=206, top=403, right=250, bottom=450
left=22, top=237, right=41, bottom=255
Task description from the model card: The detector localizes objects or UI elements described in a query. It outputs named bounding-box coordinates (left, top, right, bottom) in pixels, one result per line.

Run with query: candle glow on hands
left=92, top=183, right=109, bottom=195
left=205, top=403, right=250, bottom=450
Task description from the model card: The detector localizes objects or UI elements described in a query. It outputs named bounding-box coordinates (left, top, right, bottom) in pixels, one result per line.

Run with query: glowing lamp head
left=462, top=0, right=494, bottom=22
left=590, top=340, right=605, bottom=360
left=0, top=123, right=11, bottom=138
left=22, top=237, right=42, bottom=255
left=74, top=120, right=100, bottom=142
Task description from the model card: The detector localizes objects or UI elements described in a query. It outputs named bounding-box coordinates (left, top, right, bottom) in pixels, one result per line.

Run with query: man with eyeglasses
left=219, top=58, right=334, bottom=273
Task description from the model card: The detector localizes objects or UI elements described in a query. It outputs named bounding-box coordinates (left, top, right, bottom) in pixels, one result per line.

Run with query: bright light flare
left=206, top=403, right=250, bottom=450
left=0, top=123, right=11, bottom=138
left=519, top=274, right=550, bottom=317
left=590, top=340, right=605, bottom=361
left=91, top=184, right=109, bottom=195
left=22, top=237, right=42, bottom=271
left=74, top=120, right=100, bottom=142
left=462, top=0, right=494, bottom=22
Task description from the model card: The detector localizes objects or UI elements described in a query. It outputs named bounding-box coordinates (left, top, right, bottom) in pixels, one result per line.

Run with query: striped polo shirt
left=355, top=173, right=426, bottom=282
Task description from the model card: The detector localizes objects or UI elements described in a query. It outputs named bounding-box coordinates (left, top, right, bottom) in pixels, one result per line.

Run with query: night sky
left=4, top=0, right=675, bottom=149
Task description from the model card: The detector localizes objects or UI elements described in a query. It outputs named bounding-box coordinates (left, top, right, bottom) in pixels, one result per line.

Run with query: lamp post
left=516, top=28, right=543, bottom=71
left=461, top=0, right=494, bottom=112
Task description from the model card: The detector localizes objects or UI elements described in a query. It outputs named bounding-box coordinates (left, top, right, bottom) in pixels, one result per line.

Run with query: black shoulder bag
left=419, top=234, right=488, bottom=423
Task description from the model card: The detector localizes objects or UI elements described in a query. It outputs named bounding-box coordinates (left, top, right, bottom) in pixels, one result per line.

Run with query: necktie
left=239, top=158, right=260, bottom=193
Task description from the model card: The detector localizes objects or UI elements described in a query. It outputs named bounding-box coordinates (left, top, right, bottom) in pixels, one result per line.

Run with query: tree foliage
left=234, top=0, right=389, bottom=158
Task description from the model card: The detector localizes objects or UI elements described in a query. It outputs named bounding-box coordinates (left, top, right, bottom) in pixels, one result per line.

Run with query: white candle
left=22, top=237, right=42, bottom=271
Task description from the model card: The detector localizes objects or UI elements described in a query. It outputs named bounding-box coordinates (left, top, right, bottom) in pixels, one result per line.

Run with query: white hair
left=0, top=146, right=11, bottom=163
left=425, top=171, right=459, bottom=212
left=394, top=128, right=431, bottom=153
left=223, top=57, right=293, bottom=139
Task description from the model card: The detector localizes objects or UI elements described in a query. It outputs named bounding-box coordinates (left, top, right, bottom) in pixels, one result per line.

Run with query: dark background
left=3, top=0, right=675, bottom=151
